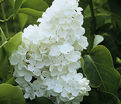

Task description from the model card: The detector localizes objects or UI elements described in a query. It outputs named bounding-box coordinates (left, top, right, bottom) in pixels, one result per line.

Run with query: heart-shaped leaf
left=82, top=45, right=120, bottom=94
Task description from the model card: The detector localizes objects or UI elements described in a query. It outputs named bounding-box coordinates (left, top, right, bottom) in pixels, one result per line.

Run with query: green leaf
left=0, top=30, right=8, bottom=80
left=19, top=8, right=43, bottom=17
left=116, top=57, right=121, bottom=65
left=0, top=27, right=7, bottom=44
left=6, top=77, right=16, bottom=85
left=82, top=90, right=121, bottom=104
left=8, top=0, right=15, bottom=8
left=15, top=0, right=26, bottom=10
left=117, top=67, right=121, bottom=75
left=0, top=0, right=4, bottom=3
left=18, top=13, right=28, bottom=30
left=19, top=0, right=48, bottom=26
left=4, top=32, right=22, bottom=57
left=0, top=47, right=9, bottom=80
left=44, top=0, right=53, bottom=6
left=82, top=45, right=120, bottom=94
left=0, top=84, right=25, bottom=104
left=22, top=0, right=48, bottom=11
left=81, top=55, right=101, bottom=87
left=102, top=33, right=121, bottom=60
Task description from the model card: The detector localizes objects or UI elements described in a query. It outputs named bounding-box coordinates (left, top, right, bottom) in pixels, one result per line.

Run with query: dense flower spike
left=9, top=0, right=91, bottom=103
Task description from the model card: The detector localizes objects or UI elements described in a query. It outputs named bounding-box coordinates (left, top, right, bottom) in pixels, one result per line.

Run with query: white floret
left=43, top=73, right=90, bottom=104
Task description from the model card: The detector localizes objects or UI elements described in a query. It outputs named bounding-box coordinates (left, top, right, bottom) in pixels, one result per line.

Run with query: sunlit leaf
left=0, top=84, right=25, bottom=104
left=22, top=0, right=48, bottom=11
left=19, top=8, right=43, bottom=17
left=4, top=32, right=22, bottom=57
left=18, top=13, right=28, bottom=30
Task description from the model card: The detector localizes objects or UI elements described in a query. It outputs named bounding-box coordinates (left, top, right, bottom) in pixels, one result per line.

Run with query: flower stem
left=1, top=1, right=9, bottom=38
left=89, top=0, right=96, bottom=34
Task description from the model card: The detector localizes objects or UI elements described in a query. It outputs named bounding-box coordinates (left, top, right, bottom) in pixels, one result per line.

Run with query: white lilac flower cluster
left=9, top=0, right=91, bottom=103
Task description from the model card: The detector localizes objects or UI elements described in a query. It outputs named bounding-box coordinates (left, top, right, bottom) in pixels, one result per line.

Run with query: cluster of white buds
left=9, top=0, right=91, bottom=103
